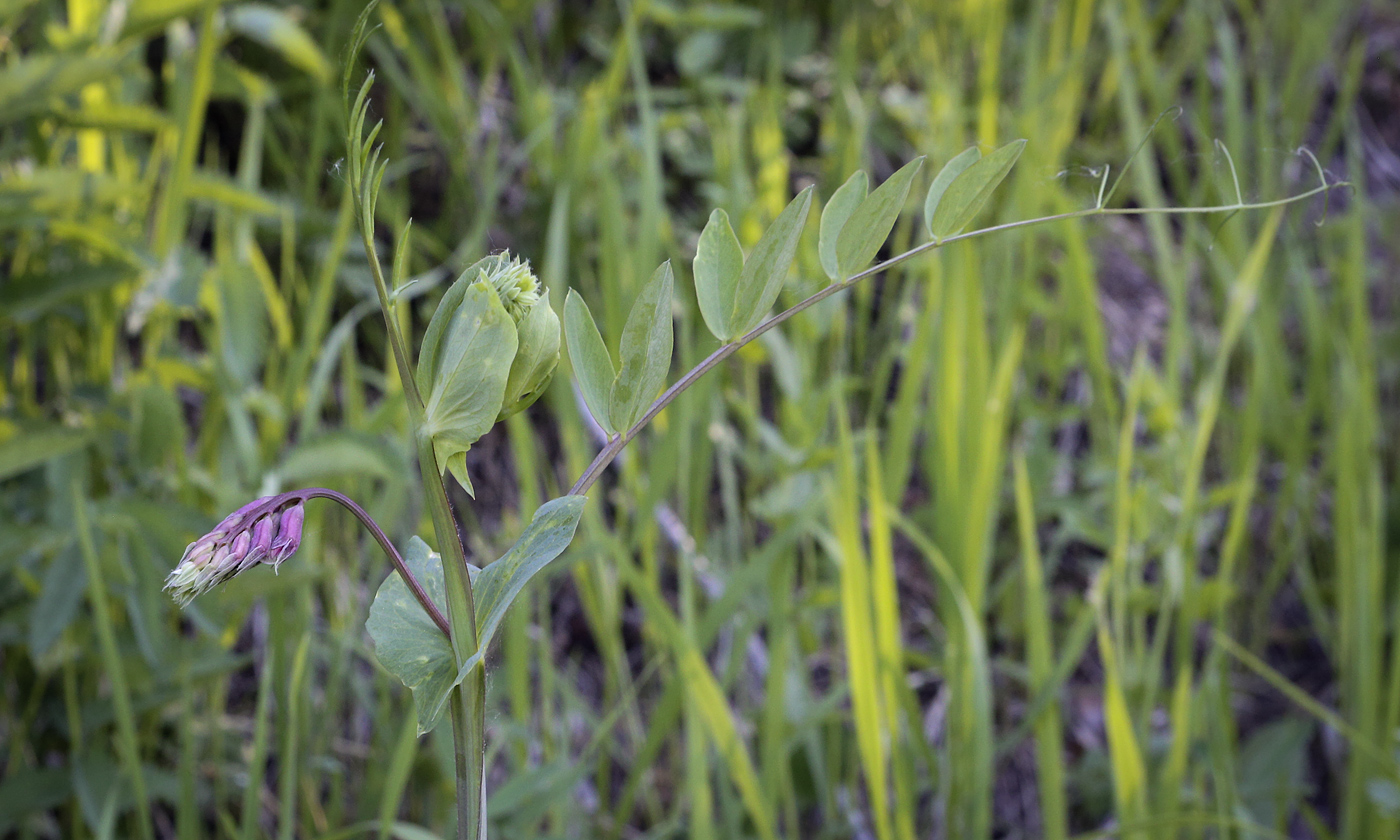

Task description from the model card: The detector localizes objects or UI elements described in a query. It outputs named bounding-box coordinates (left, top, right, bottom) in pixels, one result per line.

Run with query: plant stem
left=568, top=182, right=1342, bottom=496
left=345, top=19, right=486, bottom=837
left=413, top=434, right=488, bottom=840
left=297, top=488, right=451, bottom=638
left=356, top=173, right=485, bottom=840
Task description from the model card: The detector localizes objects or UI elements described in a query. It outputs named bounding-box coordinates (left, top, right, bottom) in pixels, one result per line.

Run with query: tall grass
left=1, top=0, right=1394, bottom=837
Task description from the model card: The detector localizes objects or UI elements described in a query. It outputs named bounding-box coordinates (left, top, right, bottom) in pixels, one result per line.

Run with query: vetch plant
left=160, top=6, right=1348, bottom=838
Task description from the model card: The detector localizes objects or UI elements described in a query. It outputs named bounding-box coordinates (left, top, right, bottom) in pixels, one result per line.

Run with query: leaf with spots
left=366, top=537, right=476, bottom=734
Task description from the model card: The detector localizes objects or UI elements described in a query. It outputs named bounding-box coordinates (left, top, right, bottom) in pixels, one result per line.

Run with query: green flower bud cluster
left=484, top=256, right=542, bottom=321
left=416, top=252, right=560, bottom=495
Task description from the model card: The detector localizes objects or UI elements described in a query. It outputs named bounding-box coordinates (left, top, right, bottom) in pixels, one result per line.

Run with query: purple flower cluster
left=165, top=494, right=305, bottom=606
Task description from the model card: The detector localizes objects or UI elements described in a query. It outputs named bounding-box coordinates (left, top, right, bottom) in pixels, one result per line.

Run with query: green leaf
left=609, top=261, right=674, bottom=431
left=923, top=146, right=982, bottom=235
left=693, top=208, right=745, bottom=341
left=226, top=4, right=332, bottom=82
left=564, top=289, right=616, bottom=434
left=818, top=170, right=867, bottom=281
left=186, top=172, right=283, bottom=217
left=121, top=0, right=205, bottom=38
left=391, top=220, right=413, bottom=293
left=454, top=496, right=586, bottom=680
left=0, top=767, right=70, bottom=835
left=730, top=185, right=814, bottom=335
left=421, top=280, right=518, bottom=496
left=47, top=102, right=172, bottom=134
left=928, top=139, right=1026, bottom=240
left=1237, top=717, right=1312, bottom=828
left=836, top=156, right=925, bottom=277
left=0, top=265, right=131, bottom=324
left=0, top=425, right=90, bottom=481
left=131, top=382, right=183, bottom=470
left=366, top=537, right=471, bottom=735
left=28, top=542, right=85, bottom=659
left=216, top=261, right=268, bottom=388
left=0, top=50, right=128, bottom=125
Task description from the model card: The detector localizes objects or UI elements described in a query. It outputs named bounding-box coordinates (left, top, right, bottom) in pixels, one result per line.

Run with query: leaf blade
left=609, top=261, right=674, bottom=431
left=453, top=496, right=587, bottom=680
left=366, top=538, right=458, bottom=735
left=818, top=170, right=868, bottom=281
left=564, top=289, right=616, bottom=434
left=693, top=209, right=744, bottom=341
left=226, top=3, right=332, bottom=82
left=0, top=425, right=90, bottom=481
left=421, top=280, right=518, bottom=495
left=499, top=296, right=561, bottom=419
left=835, top=156, right=924, bottom=276
left=731, top=185, right=814, bottom=335
left=923, top=146, right=982, bottom=236
left=929, top=139, right=1026, bottom=240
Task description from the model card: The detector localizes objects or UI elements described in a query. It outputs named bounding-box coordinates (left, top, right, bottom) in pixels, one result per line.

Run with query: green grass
left=1, top=0, right=1396, bottom=837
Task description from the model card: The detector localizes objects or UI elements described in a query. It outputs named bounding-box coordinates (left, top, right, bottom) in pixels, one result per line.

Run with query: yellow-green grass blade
left=829, top=412, right=892, bottom=840
left=864, top=435, right=916, bottom=840
left=1013, top=455, right=1067, bottom=840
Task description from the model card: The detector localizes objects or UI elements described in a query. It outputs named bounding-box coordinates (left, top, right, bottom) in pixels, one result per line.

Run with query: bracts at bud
left=165, top=493, right=307, bottom=606
left=415, top=251, right=561, bottom=496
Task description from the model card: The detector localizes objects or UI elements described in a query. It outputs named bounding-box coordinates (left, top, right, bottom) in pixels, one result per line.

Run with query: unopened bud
left=247, top=516, right=275, bottom=565
left=165, top=494, right=309, bottom=607
left=271, top=503, right=304, bottom=564
left=478, top=252, right=542, bottom=323
left=416, top=251, right=560, bottom=495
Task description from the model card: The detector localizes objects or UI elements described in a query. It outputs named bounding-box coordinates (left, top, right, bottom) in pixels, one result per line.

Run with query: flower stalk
left=165, top=488, right=451, bottom=639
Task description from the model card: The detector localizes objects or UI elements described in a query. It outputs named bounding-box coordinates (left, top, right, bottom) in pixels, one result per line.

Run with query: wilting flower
left=415, top=251, right=560, bottom=495
left=165, top=494, right=306, bottom=606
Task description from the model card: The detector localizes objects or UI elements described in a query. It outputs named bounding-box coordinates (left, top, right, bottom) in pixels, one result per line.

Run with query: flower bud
left=209, top=497, right=263, bottom=540
left=270, top=503, right=304, bottom=564
left=416, top=251, right=560, bottom=495
left=482, top=253, right=541, bottom=322
left=249, top=515, right=275, bottom=559
left=165, top=495, right=309, bottom=606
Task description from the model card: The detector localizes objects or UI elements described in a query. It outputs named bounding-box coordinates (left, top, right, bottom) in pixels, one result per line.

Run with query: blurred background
left=2, top=0, right=1399, bottom=837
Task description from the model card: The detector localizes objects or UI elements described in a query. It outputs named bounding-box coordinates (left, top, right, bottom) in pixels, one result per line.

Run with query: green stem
left=568, top=182, right=1342, bottom=495
left=356, top=179, right=486, bottom=840
left=414, top=434, right=488, bottom=840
